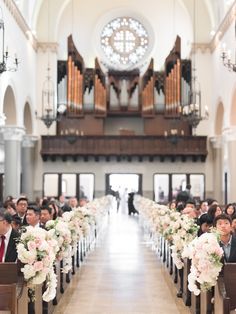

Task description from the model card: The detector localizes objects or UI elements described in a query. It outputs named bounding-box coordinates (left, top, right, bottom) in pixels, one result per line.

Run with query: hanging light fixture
left=221, top=20, right=236, bottom=72
left=36, top=0, right=65, bottom=128
left=0, top=8, right=18, bottom=74
left=181, top=0, right=208, bottom=134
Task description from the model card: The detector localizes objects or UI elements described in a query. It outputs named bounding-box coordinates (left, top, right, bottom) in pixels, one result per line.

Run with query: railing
left=41, top=135, right=207, bottom=161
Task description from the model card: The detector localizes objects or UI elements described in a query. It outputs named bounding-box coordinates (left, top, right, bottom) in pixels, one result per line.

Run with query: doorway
left=106, top=173, right=142, bottom=214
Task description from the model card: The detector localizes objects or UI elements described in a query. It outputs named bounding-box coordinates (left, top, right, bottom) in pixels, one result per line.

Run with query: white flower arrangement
left=182, top=232, right=223, bottom=295
left=45, top=218, right=72, bottom=273
left=170, top=214, right=199, bottom=269
left=17, top=226, right=57, bottom=301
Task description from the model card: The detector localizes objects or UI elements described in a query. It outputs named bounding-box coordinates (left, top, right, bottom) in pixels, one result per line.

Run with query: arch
left=23, top=102, right=33, bottom=134
left=230, top=88, right=236, bottom=126
left=215, top=101, right=224, bottom=136
left=33, top=0, right=214, bottom=43
left=3, top=86, right=17, bottom=125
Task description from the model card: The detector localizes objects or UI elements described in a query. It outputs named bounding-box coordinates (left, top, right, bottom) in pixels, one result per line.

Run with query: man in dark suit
left=16, top=197, right=28, bottom=226
left=0, top=208, right=19, bottom=263
left=214, top=213, right=236, bottom=263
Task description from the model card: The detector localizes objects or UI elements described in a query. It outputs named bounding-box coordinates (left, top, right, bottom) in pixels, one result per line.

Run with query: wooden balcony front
left=41, top=135, right=207, bottom=162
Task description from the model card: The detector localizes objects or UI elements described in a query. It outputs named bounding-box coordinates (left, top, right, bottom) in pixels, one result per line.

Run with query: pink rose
left=34, top=261, right=44, bottom=272
left=27, top=241, right=36, bottom=250
left=35, top=238, right=43, bottom=248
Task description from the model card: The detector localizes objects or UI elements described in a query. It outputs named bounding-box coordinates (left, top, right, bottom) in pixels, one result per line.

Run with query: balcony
left=40, top=135, right=207, bottom=162
left=41, top=135, right=207, bottom=162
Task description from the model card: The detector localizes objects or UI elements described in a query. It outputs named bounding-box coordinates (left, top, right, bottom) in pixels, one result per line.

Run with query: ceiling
left=13, top=0, right=234, bottom=43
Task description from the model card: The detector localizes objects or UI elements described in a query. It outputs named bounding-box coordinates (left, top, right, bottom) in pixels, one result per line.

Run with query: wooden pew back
left=0, top=263, right=18, bottom=284
left=0, top=284, right=16, bottom=313
left=223, top=263, right=236, bottom=311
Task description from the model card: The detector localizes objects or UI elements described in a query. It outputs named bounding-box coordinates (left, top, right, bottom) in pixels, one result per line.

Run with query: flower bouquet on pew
left=46, top=218, right=72, bottom=273
left=170, top=214, right=199, bottom=269
left=182, top=232, right=223, bottom=295
left=17, top=226, right=58, bottom=301
left=61, top=211, right=83, bottom=253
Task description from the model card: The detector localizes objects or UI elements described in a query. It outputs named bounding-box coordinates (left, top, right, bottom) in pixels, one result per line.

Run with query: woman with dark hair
left=207, top=204, right=222, bottom=223
left=197, top=213, right=212, bottom=236
left=48, top=200, right=61, bottom=219
left=224, top=203, right=236, bottom=218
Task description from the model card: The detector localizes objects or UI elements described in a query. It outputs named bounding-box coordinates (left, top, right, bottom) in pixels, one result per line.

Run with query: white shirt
left=1, top=226, right=12, bottom=262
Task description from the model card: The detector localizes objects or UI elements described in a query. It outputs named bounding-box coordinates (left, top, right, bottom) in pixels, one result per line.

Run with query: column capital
left=209, top=136, right=222, bottom=149
left=22, top=135, right=39, bottom=148
left=0, top=114, right=6, bottom=127
left=1, top=126, right=25, bottom=141
left=222, top=126, right=236, bottom=142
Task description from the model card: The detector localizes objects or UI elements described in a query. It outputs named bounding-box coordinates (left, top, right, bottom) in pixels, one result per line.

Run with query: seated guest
left=69, top=197, right=78, bottom=210
left=207, top=198, right=219, bottom=206
left=48, top=200, right=61, bottom=219
left=11, top=215, right=22, bottom=231
left=16, top=197, right=28, bottom=226
left=199, top=200, right=209, bottom=216
left=231, top=214, right=236, bottom=235
left=26, top=206, right=41, bottom=227
left=197, top=213, right=212, bottom=236
left=61, top=203, right=72, bottom=213
left=182, top=200, right=197, bottom=219
left=168, top=200, right=176, bottom=210
left=207, top=204, right=222, bottom=224
left=0, top=209, right=19, bottom=262
left=213, top=213, right=236, bottom=263
left=224, top=203, right=236, bottom=218
left=4, top=201, right=17, bottom=216
left=40, top=206, right=53, bottom=227
left=79, top=198, right=88, bottom=207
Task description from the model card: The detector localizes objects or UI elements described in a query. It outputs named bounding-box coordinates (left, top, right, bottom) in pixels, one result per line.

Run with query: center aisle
left=54, top=210, right=190, bottom=314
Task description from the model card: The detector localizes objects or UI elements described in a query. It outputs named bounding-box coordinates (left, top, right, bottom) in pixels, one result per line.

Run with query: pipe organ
left=154, top=71, right=165, bottom=114
left=141, top=59, right=154, bottom=116
left=108, top=69, right=140, bottom=112
left=164, top=36, right=191, bottom=117
left=94, top=58, right=106, bottom=116
left=67, top=35, right=84, bottom=116
left=57, top=34, right=193, bottom=136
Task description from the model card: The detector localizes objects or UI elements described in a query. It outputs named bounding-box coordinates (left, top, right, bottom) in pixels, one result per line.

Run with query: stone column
left=2, top=126, right=25, bottom=199
left=225, top=129, right=236, bottom=203
left=210, top=136, right=223, bottom=204
left=21, top=135, right=38, bottom=201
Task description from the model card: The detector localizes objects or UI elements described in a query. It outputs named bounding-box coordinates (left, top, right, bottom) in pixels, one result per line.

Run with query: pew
left=214, top=263, right=236, bottom=314
left=190, top=293, right=200, bottom=314
left=183, top=258, right=191, bottom=306
left=0, top=284, right=16, bottom=314
left=0, top=263, right=27, bottom=314
left=200, top=290, right=213, bottom=314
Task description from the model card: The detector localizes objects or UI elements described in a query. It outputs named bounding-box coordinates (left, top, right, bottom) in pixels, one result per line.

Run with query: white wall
left=0, top=0, right=37, bottom=130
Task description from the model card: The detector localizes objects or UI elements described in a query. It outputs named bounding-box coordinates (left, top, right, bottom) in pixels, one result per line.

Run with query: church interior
left=0, top=0, right=236, bottom=313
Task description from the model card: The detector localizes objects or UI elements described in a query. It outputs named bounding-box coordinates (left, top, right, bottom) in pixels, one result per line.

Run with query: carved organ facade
left=57, top=35, right=193, bottom=137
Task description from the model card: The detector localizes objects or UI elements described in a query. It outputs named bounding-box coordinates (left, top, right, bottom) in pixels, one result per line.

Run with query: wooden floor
left=54, top=209, right=190, bottom=314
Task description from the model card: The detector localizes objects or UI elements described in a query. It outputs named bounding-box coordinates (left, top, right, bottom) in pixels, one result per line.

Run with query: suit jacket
left=228, top=235, right=236, bottom=262
left=5, top=228, right=20, bottom=263
left=220, top=234, right=236, bottom=263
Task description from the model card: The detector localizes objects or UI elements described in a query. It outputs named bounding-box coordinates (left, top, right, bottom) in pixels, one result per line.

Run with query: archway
left=23, top=102, right=33, bottom=134
left=230, top=88, right=236, bottom=126
left=3, top=86, right=17, bottom=125
left=215, top=101, right=224, bottom=136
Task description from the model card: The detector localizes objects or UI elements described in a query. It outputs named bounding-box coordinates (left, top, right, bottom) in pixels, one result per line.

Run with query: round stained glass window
left=100, top=17, right=149, bottom=68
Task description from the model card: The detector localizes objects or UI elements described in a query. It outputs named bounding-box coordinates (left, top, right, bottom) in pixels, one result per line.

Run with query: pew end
left=214, top=263, right=236, bottom=314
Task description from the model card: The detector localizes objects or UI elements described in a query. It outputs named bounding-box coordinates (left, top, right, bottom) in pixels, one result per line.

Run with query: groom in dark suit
left=0, top=209, right=19, bottom=263
left=214, top=213, right=236, bottom=263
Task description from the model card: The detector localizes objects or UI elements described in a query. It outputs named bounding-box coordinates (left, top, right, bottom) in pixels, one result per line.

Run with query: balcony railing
left=41, top=135, right=207, bottom=162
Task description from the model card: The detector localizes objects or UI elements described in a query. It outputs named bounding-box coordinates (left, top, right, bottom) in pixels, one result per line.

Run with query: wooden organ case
left=41, top=35, right=207, bottom=162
